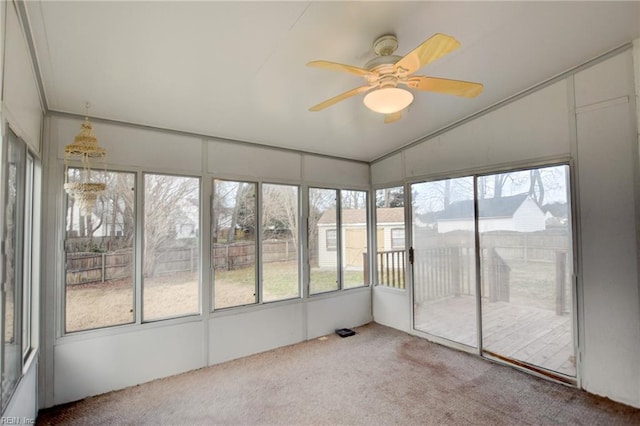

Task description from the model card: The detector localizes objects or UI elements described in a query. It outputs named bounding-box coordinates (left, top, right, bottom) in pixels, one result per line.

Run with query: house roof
left=376, top=208, right=405, bottom=224
left=317, top=207, right=403, bottom=226
left=438, top=193, right=531, bottom=221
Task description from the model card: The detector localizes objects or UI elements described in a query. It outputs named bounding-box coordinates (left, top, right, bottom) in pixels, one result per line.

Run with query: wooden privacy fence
left=212, top=239, right=296, bottom=271
left=413, top=230, right=569, bottom=263
left=68, top=239, right=298, bottom=284
left=154, top=247, right=199, bottom=275
left=66, top=246, right=199, bottom=285
left=213, top=241, right=255, bottom=270
left=66, top=251, right=132, bottom=285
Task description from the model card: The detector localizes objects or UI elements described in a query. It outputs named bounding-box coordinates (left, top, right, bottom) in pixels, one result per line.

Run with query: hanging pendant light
left=363, top=87, right=414, bottom=114
left=63, top=103, right=107, bottom=215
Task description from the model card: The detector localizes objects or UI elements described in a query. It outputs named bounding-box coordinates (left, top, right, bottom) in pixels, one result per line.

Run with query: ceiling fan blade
left=394, top=33, right=460, bottom=75
left=309, top=85, right=372, bottom=111
left=384, top=111, right=402, bottom=124
left=404, top=76, right=483, bottom=98
left=307, top=60, right=371, bottom=77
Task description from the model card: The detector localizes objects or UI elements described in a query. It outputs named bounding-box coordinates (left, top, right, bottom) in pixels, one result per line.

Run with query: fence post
left=555, top=250, right=567, bottom=315
left=101, top=253, right=106, bottom=283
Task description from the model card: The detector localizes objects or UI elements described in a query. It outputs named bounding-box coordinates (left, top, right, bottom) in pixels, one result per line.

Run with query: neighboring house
left=175, top=197, right=200, bottom=239
left=375, top=208, right=406, bottom=251
left=437, top=193, right=546, bottom=233
left=316, top=207, right=404, bottom=268
left=316, top=208, right=367, bottom=268
left=67, top=203, right=126, bottom=239
left=175, top=219, right=198, bottom=239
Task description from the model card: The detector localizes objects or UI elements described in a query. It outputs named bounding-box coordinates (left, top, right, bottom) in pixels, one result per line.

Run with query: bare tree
left=143, top=175, right=199, bottom=277
left=341, top=190, right=366, bottom=209
left=213, top=180, right=256, bottom=243
left=376, top=187, right=404, bottom=208
left=262, top=184, right=299, bottom=248
left=308, top=188, right=337, bottom=263
left=412, top=178, right=473, bottom=214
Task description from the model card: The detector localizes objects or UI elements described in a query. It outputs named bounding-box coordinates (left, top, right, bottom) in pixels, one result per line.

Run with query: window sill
left=56, top=313, right=203, bottom=344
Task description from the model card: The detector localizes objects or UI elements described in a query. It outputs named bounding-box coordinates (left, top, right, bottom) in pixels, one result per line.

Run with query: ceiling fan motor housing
left=372, top=34, right=398, bottom=56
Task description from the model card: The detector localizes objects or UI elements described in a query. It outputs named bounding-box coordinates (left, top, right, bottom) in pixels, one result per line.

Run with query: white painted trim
left=575, top=95, right=629, bottom=114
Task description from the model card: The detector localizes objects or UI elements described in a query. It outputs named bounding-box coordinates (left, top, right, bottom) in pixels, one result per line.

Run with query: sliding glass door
left=412, top=177, right=478, bottom=348
left=478, top=165, right=575, bottom=377
left=411, top=164, right=576, bottom=378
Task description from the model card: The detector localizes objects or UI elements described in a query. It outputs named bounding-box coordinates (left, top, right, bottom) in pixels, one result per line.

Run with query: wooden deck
left=414, top=295, right=575, bottom=377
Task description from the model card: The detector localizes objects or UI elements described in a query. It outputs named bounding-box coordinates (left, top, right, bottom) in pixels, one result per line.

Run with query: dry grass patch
left=66, top=262, right=366, bottom=332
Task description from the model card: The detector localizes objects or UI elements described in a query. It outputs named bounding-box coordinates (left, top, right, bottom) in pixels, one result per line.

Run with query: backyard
left=66, top=261, right=365, bottom=332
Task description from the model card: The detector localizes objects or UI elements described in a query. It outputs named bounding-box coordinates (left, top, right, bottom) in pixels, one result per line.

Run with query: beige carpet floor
left=37, top=323, right=640, bottom=425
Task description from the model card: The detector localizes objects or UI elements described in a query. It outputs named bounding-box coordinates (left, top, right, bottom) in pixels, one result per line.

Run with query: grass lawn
left=65, top=257, right=566, bottom=332
left=66, top=261, right=367, bottom=331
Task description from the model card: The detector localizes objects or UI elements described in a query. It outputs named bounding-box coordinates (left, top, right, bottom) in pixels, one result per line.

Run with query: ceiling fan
left=307, top=33, right=483, bottom=123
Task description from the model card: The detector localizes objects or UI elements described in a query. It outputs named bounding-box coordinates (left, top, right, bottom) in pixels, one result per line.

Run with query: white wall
left=402, top=80, right=570, bottom=179
left=210, top=289, right=372, bottom=365
left=3, top=1, right=42, bottom=154
left=42, top=114, right=372, bottom=406
left=54, top=321, right=205, bottom=404
left=371, top=49, right=640, bottom=408
left=3, top=360, right=38, bottom=422
left=574, top=51, right=640, bottom=407
left=303, top=155, right=369, bottom=188
left=373, top=286, right=411, bottom=332
left=306, top=289, right=371, bottom=339
left=1, top=0, right=43, bottom=421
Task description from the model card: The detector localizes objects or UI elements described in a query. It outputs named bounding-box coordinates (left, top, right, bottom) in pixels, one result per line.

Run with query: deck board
left=414, top=295, right=575, bottom=377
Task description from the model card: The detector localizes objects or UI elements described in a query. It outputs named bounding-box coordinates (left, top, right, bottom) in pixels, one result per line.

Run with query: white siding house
left=437, top=194, right=546, bottom=233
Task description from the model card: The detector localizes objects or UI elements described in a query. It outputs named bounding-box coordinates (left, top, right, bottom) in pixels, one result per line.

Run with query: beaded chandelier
left=63, top=103, right=107, bottom=215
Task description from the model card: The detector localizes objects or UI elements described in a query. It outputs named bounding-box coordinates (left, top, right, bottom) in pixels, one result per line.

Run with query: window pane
left=143, top=174, right=200, bottom=320
left=309, top=188, right=338, bottom=294
left=391, top=229, right=405, bottom=249
left=341, top=190, right=368, bottom=289
left=326, top=229, right=337, bottom=251
left=65, top=170, right=135, bottom=332
left=478, top=165, right=575, bottom=377
left=262, top=184, right=299, bottom=302
left=2, top=132, right=25, bottom=406
left=375, top=187, right=405, bottom=288
left=412, top=177, right=477, bottom=347
left=212, top=180, right=257, bottom=309
left=22, top=155, right=34, bottom=357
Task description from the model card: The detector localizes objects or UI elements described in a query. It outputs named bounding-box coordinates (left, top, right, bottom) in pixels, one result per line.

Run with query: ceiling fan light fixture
left=363, top=87, right=414, bottom=114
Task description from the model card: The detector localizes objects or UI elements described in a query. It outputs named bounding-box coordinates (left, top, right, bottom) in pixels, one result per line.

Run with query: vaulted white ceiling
left=25, top=1, right=640, bottom=162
